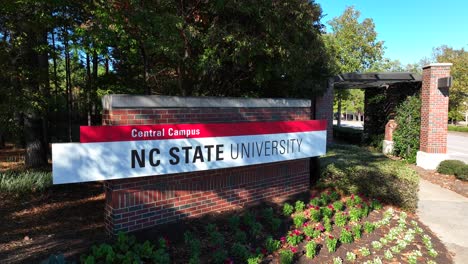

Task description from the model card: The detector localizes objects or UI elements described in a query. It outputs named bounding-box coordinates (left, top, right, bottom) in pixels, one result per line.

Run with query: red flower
left=328, top=204, right=334, bottom=210
left=280, top=236, right=286, bottom=243
left=351, top=194, right=355, bottom=200
left=261, top=248, right=268, bottom=255
left=290, top=247, right=298, bottom=253
left=328, top=235, right=334, bottom=239
left=303, top=222, right=309, bottom=227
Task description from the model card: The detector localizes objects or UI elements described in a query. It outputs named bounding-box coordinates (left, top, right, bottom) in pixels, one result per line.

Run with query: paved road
left=417, top=179, right=468, bottom=264
left=448, top=132, right=468, bottom=163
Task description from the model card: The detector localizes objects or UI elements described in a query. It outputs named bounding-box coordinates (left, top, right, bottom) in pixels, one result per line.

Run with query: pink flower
left=290, top=247, right=298, bottom=253
left=316, top=223, right=325, bottom=231
left=328, top=204, right=334, bottom=210
left=280, top=236, right=286, bottom=243
left=303, top=222, right=309, bottom=227
left=345, top=226, right=351, bottom=231
left=351, top=194, right=355, bottom=200
left=328, top=235, right=334, bottom=239
left=293, top=229, right=301, bottom=235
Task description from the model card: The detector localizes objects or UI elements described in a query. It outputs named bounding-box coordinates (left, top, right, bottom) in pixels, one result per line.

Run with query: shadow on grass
left=318, top=144, right=419, bottom=212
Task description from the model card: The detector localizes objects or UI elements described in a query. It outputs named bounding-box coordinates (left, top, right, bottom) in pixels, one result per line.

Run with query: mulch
left=410, top=165, right=468, bottom=198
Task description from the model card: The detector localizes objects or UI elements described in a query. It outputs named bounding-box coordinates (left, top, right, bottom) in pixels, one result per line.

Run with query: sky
left=316, top=0, right=468, bottom=65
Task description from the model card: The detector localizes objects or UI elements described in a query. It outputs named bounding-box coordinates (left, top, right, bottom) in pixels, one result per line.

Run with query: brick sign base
left=101, top=95, right=319, bottom=234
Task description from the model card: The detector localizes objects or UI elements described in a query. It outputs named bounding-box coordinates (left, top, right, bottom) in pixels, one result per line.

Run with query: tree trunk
left=92, top=50, right=98, bottom=124
left=24, top=111, right=46, bottom=167
left=86, top=52, right=92, bottom=126
left=64, top=31, right=72, bottom=142
left=337, top=97, right=342, bottom=127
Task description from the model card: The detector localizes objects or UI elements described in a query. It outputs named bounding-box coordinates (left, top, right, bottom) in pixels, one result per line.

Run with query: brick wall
left=419, top=64, right=451, bottom=154
left=102, top=97, right=312, bottom=235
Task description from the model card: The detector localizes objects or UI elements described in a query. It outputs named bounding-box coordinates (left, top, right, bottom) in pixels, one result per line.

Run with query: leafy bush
left=437, top=159, right=466, bottom=177
left=455, top=165, right=468, bottom=181
left=81, top=232, right=170, bottom=264
left=283, top=203, right=294, bottom=216
left=0, top=170, right=52, bottom=194
left=393, top=96, right=421, bottom=163
left=319, top=144, right=419, bottom=212
left=264, top=236, right=280, bottom=253
left=305, top=241, right=317, bottom=258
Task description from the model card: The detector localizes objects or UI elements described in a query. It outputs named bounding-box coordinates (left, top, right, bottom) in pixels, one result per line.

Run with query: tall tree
left=433, top=45, right=468, bottom=123
left=323, top=6, right=384, bottom=126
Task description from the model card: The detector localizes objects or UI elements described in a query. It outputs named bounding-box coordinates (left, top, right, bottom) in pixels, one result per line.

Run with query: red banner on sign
left=80, top=120, right=327, bottom=143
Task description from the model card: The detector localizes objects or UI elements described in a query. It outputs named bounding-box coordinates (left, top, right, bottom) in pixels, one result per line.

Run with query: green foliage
left=283, top=203, right=294, bottom=216
left=0, top=170, right=52, bottom=194
left=319, top=144, right=419, bottom=212
left=352, top=224, right=362, bottom=240
left=309, top=197, right=320, bottom=206
left=340, top=228, right=354, bottom=244
left=184, top=231, right=201, bottom=264
left=286, top=230, right=303, bottom=246
left=309, top=206, right=321, bottom=222
left=228, top=215, right=240, bottom=230
left=325, top=235, right=338, bottom=253
left=305, top=241, right=317, bottom=258
left=249, top=222, right=263, bottom=238
left=333, top=201, right=344, bottom=211
left=264, top=236, right=280, bottom=253
left=205, top=224, right=224, bottom=247
left=233, top=230, right=247, bottom=244
left=448, top=125, right=468, bottom=133
left=324, top=217, right=333, bottom=232
left=455, top=165, right=468, bottom=181
left=81, top=232, right=170, bottom=264
left=212, top=249, right=228, bottom=264
left=393, top=96, right=421, bottom=163
left=294, top=200, right=305, bottom=213
left=433, top=46, right=468, bottom=123
left=349, top=207, right=362, bottom=222
left=321, top=206, right=334, bottom=218
left=364, top=222, right=376, bottom=233
left=279, top=249, right=294, bottom=264
left=230, top=243, right=249, bottom=261
left=437, top=160, right=465, bottom=175
left=335, top=212, right=348, bottom=227
left=359, top=247, right=371, bottom=257
left=293, top=214, right=306, bottom=227
left=346, top=252, right=357, bottom=261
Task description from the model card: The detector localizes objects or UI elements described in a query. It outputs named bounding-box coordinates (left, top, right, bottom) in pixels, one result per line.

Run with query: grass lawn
left=448, top=125, right=468, bottom=133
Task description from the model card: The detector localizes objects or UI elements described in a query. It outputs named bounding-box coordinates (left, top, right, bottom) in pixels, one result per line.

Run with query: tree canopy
left=0, top=0, right=333, bottom=167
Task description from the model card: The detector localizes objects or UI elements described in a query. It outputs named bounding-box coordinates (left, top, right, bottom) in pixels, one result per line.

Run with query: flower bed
left=46, top=190, right=452, bottom=264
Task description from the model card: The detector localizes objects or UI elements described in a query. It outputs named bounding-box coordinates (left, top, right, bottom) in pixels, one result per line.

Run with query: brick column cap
left=102, top=95, right=311, bottom=110
left=422, top=63, right=453, bottom=69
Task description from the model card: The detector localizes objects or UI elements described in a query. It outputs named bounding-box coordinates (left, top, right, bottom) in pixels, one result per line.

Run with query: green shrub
left=393, top=96, right=421, bottom=163
left=283, top=203, right=294, bottom=216
left=437, top=160, right=465, bottom=175
left=319, top=144, right=419, bottom=212
left=448, top=125, right=468, bottom=133
left=0, top=170, right=52, bottom=194
left=455, top=165, right=468, bottom=181
left=279, top=249, right=294, bottom=264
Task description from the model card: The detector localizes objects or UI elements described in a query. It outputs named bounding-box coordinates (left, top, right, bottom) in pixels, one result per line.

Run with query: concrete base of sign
left=416, top=151, right=449, bottom=170
left=382, top=140, right=394, bottom=155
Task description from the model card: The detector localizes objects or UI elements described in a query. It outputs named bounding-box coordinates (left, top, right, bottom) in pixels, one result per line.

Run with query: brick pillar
left=416, top=63, right=452, bottom=170
left=315, top=78, right=334, bottom=144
